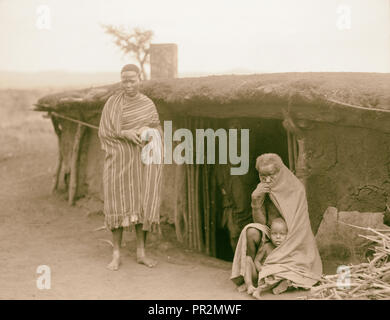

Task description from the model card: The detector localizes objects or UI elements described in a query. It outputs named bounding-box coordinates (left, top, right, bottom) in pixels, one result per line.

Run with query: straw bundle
left=304, top=223, right=390, bottom=300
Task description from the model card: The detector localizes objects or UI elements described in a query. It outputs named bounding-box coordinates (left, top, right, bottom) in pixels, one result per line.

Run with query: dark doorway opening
left=178, top=116, right=290, bottom=261
left=213, top=117, right=289, bottom=261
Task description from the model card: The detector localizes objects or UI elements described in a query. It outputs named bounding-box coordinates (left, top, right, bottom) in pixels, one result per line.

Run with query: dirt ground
left=0, top=90, right=330, bottom=300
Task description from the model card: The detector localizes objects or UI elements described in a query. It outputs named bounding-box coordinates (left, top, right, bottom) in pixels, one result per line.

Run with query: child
left=244, top=218, right=290, bottom=297
left=253, top=218, right=291, bottom=298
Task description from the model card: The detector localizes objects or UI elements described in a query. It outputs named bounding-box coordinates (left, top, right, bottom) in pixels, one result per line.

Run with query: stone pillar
left=150, top=43, right=178, bottom=79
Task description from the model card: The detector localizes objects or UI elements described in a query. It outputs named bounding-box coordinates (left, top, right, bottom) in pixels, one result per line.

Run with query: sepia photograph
left=0, top=0, right=390, bottom=305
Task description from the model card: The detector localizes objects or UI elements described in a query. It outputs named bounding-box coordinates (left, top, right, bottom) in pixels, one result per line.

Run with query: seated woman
left=231, top=153, right=322, bottom=297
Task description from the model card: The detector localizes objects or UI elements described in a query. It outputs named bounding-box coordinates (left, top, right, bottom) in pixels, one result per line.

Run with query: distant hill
left=0, top=71, right=120, bottom=90
left=0, top=69, right=262, bottom=89
left=179, top=68, right=260, bottom=78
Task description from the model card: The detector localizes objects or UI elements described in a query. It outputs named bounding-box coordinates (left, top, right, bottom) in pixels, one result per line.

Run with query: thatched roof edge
left=35, top=72, right=390, bottom=111
left=34, top=73, right=390, bottom=133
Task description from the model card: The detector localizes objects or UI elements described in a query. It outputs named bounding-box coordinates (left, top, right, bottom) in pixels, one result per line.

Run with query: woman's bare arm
left=254, top=247, right=266, bottom=272
left=251, top=196, right=266, bottom=224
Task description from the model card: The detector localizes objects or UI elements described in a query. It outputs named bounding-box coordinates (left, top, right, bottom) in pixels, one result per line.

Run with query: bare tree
left=102, top=25, right=153, bottom=80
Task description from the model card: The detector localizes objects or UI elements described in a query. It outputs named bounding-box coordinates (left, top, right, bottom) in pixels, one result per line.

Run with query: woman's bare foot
left=107, top=251, right=121, bottom=271
left=247, top=285, right=256, bottom=295
left=252, top=289, right=263, bottom=300
left=137, top=255, right=157, bottom=268
left=272, top=279, right=291, bottom=295
left=237, top=284, right=247, bottom=293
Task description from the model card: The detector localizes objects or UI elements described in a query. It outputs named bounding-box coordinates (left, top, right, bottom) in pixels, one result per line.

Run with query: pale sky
left=0, top=0, right=389, bottom=74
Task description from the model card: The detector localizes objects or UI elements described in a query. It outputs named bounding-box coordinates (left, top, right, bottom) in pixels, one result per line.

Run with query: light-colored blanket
left=230, top=223, right=270, bottom=286
left=230, top=163, right=323, bottom=289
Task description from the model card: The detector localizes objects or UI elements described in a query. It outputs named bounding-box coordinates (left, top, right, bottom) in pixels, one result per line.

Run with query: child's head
left=270, top=218, right=287, bottom=247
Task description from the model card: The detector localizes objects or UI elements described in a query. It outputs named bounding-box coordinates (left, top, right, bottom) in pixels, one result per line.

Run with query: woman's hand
left=252, top=183, right=271, bottom=199
left=138, top=126, right=155, bottom=142
left=137, top=126, right=150, bottom=135
left=121, top=129, right=141, bottom=145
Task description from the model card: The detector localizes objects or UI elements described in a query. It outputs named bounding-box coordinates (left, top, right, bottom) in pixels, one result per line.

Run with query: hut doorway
left=214, top=117, right=290, bottom=261
left=178, top=116, right=291, bottom=261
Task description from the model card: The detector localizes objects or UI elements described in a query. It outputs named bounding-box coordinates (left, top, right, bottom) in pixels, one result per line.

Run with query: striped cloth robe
left=98, top=91, right=163, bottom=231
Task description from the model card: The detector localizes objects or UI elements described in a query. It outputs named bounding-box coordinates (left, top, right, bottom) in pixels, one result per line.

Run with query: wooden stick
left=339, top=221, right=390, bottom=241
left=68, top=123, right=86, bottom=205
left=311, top=282, right=361, bottom=292
left=326, top=97, right=390, bottom=114
left=370, top=254, right=388, bottom=267
left=186, top=165, right=192, bottom=249
left=181, top=165, right=189, bottom=244
left=194, top=163, right=200, bottom=251
left=205, top=119, right=212, bottom=255
left=176, top=118, right=188, bottom=245
left=50, top=115, right=63, bottom=193
left=173, top=163, right=183, bottom=243
left=209, top=132, right=217, bottom=257
left=195, top=118, right=203, bottom=252
left=52, top=148, right=63, bottom=193
left=353, top=288, right=390, bottom=298
left=190, top=119, right=198, bottom=250
left=202, top=165, right=207, bottom=254
left=293, top=134, right=298, bottom=171
left=287, top=132, right=294, bottom=172
left=192, top=117, right=198, bottom=251
left=186, top=118, right=193, bottom=250
left=51, top=111, right=99, bottom=130
left=377, top=265, right=390, bottom=273
left=204, top=162, right=210, bottom=255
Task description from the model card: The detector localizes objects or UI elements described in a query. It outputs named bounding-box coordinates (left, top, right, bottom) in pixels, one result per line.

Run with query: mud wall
left=56, top=113, right=390, bottom=239
left=304, top=122, right=390, bottom=233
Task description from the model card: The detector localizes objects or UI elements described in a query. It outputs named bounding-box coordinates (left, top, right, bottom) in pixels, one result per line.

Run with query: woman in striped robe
left=98, top=64, right=163, bottom=271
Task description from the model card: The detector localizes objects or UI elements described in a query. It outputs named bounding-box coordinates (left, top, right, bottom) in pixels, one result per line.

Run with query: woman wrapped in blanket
left=230, top=153, right=322, bottom=297
left=98, top=64, right=163, bottom=271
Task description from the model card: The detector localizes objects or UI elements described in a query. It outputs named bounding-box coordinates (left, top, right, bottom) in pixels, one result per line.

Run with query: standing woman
left=98, top=64, right=163, bottom=271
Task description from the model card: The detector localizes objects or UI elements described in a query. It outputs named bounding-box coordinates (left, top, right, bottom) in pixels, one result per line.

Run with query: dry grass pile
left=304, top=224, right=390, bottom=300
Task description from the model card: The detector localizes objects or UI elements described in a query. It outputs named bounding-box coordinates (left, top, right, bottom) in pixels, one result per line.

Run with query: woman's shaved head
left=255, top=153, right=283, bottom=173
left=121, top=64, right=140, bottom=75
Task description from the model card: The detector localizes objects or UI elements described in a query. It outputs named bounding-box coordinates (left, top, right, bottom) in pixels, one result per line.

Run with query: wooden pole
left=196, top=119, right=204, bottom=252
left=191, top=117, right=196, bottom=250
left=68, top=123, right=86, bottom=205
left=52, top=147, right=63, bottom=193
left=206, top=119, right=212, bottom=255
left=181, top=164, right=188, bottom=243
left=194, top=118, right=201, bottom=252
left=176, top=118, right=188, bottom=245
left=50, top=114, right=63, bottom=193
left=287, top=132, right=294, bottom=173
left=185, top=117, right=193, bottom=250
left=204, top=160, right=210, bottom=255
left=209, top=120, right=217, bottom=257
left=174, top=163, right=183, bottom=243
left=187, top=163, right=193, bottom=249
left=292, top=134, right=298, bottom=171
left=190, top=120, right=196, bottom=250
left=194, top=163, right=200, bottom=251
left=192, top=118, right=199, bottom=251
left=209, top=165, right=217, bottom=257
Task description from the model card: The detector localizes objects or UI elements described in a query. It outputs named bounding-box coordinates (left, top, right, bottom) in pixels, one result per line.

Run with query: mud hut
left=35, top=72, right=390, bottom=260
